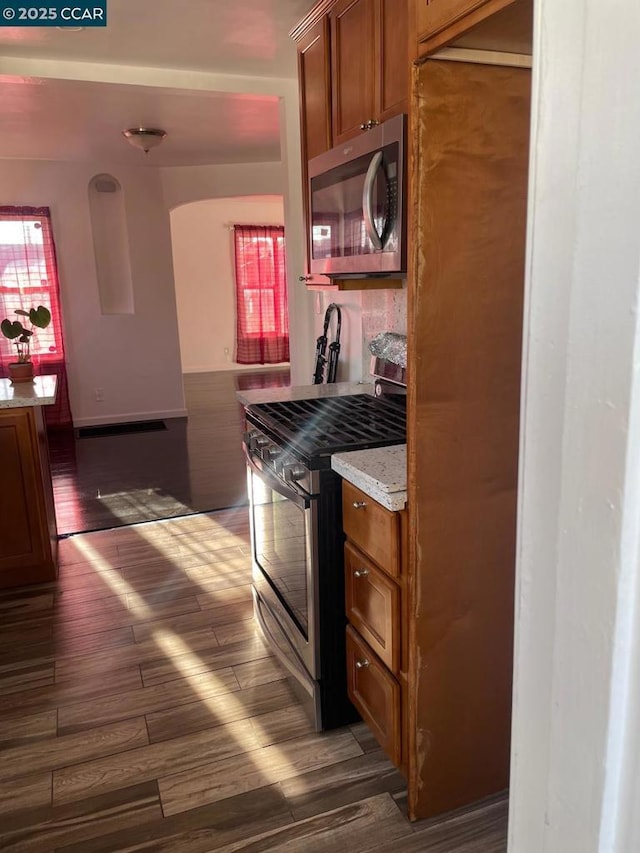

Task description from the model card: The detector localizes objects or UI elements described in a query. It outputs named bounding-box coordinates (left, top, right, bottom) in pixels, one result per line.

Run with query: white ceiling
left=0, top=0, right=316, bottom=166
left=0, top=77, right=282, bottom=165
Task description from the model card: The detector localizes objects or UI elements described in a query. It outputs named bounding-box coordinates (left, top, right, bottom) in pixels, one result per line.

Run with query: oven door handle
left=245, top=448, right=311, bottom=510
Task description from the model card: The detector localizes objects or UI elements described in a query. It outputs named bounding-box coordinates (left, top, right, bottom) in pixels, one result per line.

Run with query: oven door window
left=250, top=471, right=310, bottom=638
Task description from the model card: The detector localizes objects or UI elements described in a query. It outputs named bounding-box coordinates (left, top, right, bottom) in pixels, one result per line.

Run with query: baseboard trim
left=183, top=364, right=290, bottom=374
left=73, top=409, right=188, bottom=428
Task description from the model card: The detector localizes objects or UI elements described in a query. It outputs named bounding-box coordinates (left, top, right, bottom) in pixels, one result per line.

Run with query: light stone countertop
left=236, top=381, right=373, bottom=407
left=0, top=375, right=58, bottom=408
left=332, top=444, right=407, bottom=511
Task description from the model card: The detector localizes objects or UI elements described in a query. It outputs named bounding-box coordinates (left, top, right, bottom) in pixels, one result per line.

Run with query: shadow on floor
left=49, top=368, right=290, bottom=536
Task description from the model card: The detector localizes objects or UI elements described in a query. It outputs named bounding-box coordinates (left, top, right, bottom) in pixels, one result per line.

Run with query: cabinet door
left=0, top=409, right=51, bottom=585
left=295, top=17, right=335, bottom=289
left=347, top=625, right=401, bottom=765
left=297, top=17, right=332, bottom=162
left=415, top=0, right=515, bottom=53
left=376, top=0, right=409, bottom=122
left=345, top=541, right=400, bottom=673
left=331, top=0, right=376, bottom=144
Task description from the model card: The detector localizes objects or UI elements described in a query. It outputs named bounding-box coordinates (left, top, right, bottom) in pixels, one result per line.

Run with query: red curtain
left=0, top=206, right=73, bottom=429
left=234, top=225, right=289, bottom=365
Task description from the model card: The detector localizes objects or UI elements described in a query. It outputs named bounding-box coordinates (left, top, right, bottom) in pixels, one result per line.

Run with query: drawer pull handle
left=352, top=501, right=367, bottom=509
left=354, top=568, right=369, bottom=578
left=356, top=658, right=370, bottom=669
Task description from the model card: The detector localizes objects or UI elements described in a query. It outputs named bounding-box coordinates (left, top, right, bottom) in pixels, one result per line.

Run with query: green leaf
left=14, top=309, right=29, bottom=317
left=29, top=306, right=51, bottom=329
left=1, top=319, right=24, bottom=340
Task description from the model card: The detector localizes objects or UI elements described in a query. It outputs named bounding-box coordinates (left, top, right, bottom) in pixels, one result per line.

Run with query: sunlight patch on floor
left=153, top=629, right=306, bottom=791
left=68, top=536, right=307, bottom=793
left=97, top=489, right=195, bottom=521
left=71, top=538, right=154, bottom=619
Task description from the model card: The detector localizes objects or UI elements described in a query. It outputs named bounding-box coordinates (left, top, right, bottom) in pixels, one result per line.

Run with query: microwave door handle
left=362, top=150, right=384, bottom=251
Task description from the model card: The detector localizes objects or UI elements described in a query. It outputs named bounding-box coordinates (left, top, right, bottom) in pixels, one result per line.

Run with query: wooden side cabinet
left=0, top=406, right=58, bottom=589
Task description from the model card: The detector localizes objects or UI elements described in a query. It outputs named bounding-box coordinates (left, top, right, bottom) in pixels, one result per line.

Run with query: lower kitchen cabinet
left=345, top=540, right=400, bottom=672
left=0, top=405, right=58, bottom=589
left=342, top=480, right=407, bottom=771
left=346, top=624, right=401, bottom=765
left=342, top=480, right=401, bottom=576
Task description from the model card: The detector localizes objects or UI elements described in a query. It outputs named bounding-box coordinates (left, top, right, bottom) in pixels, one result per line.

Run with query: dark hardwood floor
left=0, top=510, right=508, bottom=852
left=3, top=367, right=509, bottom=849
left=48, top=369, right=290, bottom=536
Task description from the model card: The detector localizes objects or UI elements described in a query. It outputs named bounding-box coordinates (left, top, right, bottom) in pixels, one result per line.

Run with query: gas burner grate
left=246, top=394, right=406, bottom=468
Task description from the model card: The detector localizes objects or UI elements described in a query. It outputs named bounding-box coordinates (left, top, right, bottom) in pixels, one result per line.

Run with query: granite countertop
left=332, top=444, right=407, bottom=511
left=236, top=381, right=373, bottom=407
left=0, top=375, right=58, bottom=408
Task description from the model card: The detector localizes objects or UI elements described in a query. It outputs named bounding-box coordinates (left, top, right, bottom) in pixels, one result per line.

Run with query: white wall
left=161, top=158, right=315, bottom=385
left=170, top=195, right=286, bottom=372
left=311, top=290, right=364, bottom=384
left=161, top=162, right=285, bottom=210
left=0, top=159, right=185, bottom=426
left=510, top=0, right=640, bottom=850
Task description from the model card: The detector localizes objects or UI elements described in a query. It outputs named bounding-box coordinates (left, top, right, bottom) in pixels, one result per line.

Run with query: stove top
left=245, top=393, right=406, bottom=469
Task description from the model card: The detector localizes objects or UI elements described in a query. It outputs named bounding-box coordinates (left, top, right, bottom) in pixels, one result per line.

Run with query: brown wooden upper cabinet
left=414, top=0, right=517, bottom=55
left=296, top=16, right=332, bottom=162
left=292, top=0, right=409, bottom=153
left=331, top=0, right=408, bottom=144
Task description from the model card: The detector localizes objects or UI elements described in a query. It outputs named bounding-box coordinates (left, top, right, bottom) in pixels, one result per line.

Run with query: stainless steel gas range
left=242, top=391, right=406, bottom=731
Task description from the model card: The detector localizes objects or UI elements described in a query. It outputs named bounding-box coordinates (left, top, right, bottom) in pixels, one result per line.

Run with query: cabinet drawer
left=346, top=625, right=401, bottom=765
left=342, top=481, right=400, bottom=576
left=345, top=542, right=400, bottom=673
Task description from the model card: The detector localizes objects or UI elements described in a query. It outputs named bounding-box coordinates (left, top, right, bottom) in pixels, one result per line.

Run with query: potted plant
left=1, top=305, right=52, bottom=384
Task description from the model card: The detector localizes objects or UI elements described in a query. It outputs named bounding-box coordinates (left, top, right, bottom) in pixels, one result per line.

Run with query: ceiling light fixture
left=122, top=127, right=167, bottom=154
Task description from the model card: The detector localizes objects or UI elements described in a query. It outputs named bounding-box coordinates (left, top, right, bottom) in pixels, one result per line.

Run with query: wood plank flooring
left=48, top=368, right=290, bottom=536
left=0, top=509, right=507, bottom=852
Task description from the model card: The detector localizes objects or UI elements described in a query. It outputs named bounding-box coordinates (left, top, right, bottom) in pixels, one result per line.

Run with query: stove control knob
left=252, top=435, right=270, bottom=452
left=284, top=464, right=306, bottom=483
left=261, top=445, right=280, bottom=462
left=276, top=455, right=292, bottom=476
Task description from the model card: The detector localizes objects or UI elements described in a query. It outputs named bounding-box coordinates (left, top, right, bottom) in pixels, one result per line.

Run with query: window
left=0, top=206, right=72, bottom=428
left=0, top=213, right=59, bottom=360
left=234, top=224, right=289, bottom=365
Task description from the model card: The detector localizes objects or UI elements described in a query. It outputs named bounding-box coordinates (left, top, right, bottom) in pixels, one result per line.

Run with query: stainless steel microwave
left=307, top=114, right=407, bottom=278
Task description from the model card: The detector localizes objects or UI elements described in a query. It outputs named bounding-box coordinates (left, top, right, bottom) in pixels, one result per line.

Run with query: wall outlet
left=95, top=388, right=104, bottom=402
left=224, top=347, right=231, bottom=361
